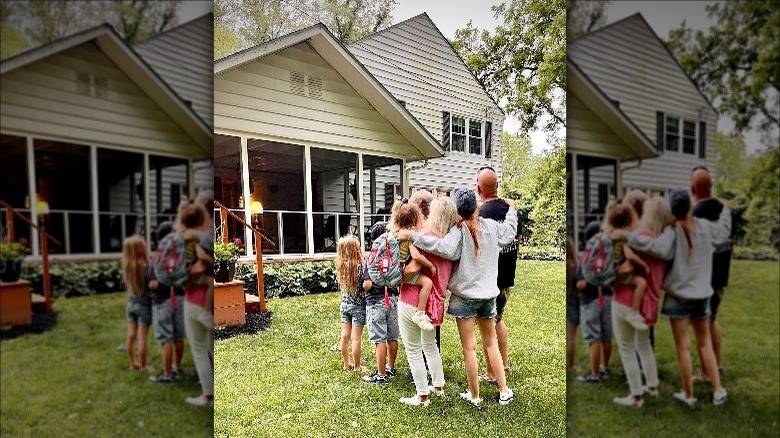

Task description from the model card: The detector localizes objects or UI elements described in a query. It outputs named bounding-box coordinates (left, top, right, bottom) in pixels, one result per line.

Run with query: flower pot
left=214, top=260, right=236, bottom=283
left=0, top=259, right=23, bottom=283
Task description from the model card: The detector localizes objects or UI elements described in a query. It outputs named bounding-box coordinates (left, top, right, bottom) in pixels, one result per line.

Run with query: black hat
left=453, top=187, right=477, bottom=218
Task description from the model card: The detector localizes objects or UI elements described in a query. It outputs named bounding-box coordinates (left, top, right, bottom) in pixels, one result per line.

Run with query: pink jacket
left=399, top=232, right=454, bottom=326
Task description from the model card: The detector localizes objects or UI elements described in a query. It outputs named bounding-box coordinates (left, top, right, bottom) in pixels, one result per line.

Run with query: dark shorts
left=710, top=288, right=724, bottom=322
left=447, top=294, right=496, bottom=319
left=661, top=294, right=710, bottom=320
left=495, top=287, right=511, bottom=323
left=566, top=302, right=580, bottom=326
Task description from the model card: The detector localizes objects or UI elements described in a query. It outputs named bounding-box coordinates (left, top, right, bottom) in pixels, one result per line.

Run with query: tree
left=452, top=0, right=566, bottom=135
left=742, top=145, right=779, bottom=250
left=566, top=0, right=609, bottom=41
left=215, top=1, right=241, bottom=59
left=0, top=3, right=26, bottom=59
left=667, top=1, right=780, bottom=135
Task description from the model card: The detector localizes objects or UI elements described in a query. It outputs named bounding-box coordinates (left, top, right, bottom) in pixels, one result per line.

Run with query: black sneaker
left=172, top=366, right=183, bottom=379
left=599, top=366, right=611, bottom=379
left=385, top=366, right=397, bottom=377
left=148, top=372, right=174, bottom=383
left=362, top=371, right=389, bottom=384
left=576, top=372, right=602, bottom=383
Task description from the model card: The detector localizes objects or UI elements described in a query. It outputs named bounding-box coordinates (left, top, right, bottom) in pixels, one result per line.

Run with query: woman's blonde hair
left=122, top=235, right=148, bottom=295
left=640, top=197, right=672, bottom=236
left=335, top=235, right=363, bottom=294
left=427, top=197, right=457, bottom=237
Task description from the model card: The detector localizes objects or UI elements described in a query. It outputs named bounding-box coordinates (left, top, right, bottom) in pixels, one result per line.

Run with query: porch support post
left=571, top=152, right=580, bottom=250
left=357, top=153, right=365, bottom=250
left=304, top=145, right=314, bottom=256
left=240, top=136, right=252, bottom=258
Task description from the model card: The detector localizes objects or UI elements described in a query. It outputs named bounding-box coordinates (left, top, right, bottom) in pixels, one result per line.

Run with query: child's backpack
left=578, top=231, right=616, bottom=288
left=366, top=232, right=403, bottom=287
left=151, top=232, right=190, bottom=287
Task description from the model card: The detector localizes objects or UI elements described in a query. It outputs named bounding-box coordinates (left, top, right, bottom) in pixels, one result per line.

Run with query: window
left=664, top=115, right=698, bottom=155
left=469, top=120, right=482, bottom=154
left=683, top=120, right=696, bottom=154
left=665, top=116, right=679, bottom=152
left=448, top=114, right=482, bottom=154
left=451, top=116, right=466, bottom=152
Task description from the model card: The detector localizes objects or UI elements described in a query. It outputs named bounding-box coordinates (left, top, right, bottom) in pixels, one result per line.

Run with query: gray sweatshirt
left=624, top=207, right=731, bottom=300
left=410, top=208, right=518, bottom=300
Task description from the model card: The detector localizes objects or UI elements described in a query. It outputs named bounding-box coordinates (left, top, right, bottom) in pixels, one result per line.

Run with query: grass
left=0, top=292, right=213, bottom=437
left=215, top=260, right=565, bottom=437
left=566, top=260, right=780, bottom=437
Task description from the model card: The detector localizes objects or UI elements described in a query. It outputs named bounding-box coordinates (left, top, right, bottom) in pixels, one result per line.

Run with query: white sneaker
left=499, top=388, right=514, bottom=405
left=672, top=390, right=696, bottom=408
left=412, top=311, right=435, bottom=331
left=185, top=394, right=213, bottom=407
left=613, top=394, right=644, bottom=407
left=713, top=388, right=728, bottom=405
left=459, top=390, right=482, bottom=407
left=644, top=386, right=659, bottom=397
left=427, top=386, right=445, bottom=397
left=399, top=395, right=430, bottom=407
left=626, top=310, right=649, bottom=331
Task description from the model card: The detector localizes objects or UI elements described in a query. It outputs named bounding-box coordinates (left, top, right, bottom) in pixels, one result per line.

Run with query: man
left=691, top=167, right=732, bottom=380
left=476, top=167, right=518, bottom=381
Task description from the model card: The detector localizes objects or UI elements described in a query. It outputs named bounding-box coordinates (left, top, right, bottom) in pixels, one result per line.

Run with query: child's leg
left=388, top=339, right=398, bottom=370
left=351, top=325, right=363, bottom=371
left=414, top=274, right=433, bottom=313
left=162, top=341, right=173, bottom=375
left=340, top=323, right=352, bottom=368
left=174, top=340, right=184, bottom=369
left=138, top=324, right=150, bottom=369
left=630, top=276, right=647, bottom=312
left=375, top=341, right=387, bottom=376
left=127, top=322, right=138, bottom=368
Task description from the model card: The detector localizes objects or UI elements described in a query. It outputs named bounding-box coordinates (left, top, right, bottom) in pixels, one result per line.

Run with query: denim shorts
left=340, top=302, right=366, bottom=326
left=580, top=298, right=613, bottom=344
left=566, top=302, right=580, bottom=326
left=446, top=294, right=496, bottom=319
left=495, top=287, right=511, bottom=323
left=366, top=297, right=399, bottom=343
left=127, top=301, right=152, bottom=326
left=152, top=298, right=185, bottom=344
left=661, top=294, right=710, bottom=319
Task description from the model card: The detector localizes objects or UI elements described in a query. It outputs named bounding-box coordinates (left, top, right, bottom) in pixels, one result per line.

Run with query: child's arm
left=623, top=245, right=649, bottom=276
left=409, top=243, right=436, bottom=275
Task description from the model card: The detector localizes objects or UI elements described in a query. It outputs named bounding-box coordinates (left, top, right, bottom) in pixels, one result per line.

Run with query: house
left=0, top=15, right=213, bottom=258
left=567, top=13, right=718, bottom=248
left=214, top=15, right=504, bottom=260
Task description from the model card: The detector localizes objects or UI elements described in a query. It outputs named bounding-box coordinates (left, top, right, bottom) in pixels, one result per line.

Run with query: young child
left=389, top=201, right=437, bottom=331
left=335, top=235, right=367, bottom=373
left=361, top=222, right=400, bottom=384
left=122, top=235, right=153, bottom=373
left=605, top=202, right=650, bottom=331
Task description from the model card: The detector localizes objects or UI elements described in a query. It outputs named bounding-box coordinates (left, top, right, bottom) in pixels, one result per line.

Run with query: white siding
left=1, top=42, right=199, bottom=157
left=569, top=14, right=718, bottom=191
left=135, top=14, right=214, bottom=129
left=349, top=14, right=506, bottom=191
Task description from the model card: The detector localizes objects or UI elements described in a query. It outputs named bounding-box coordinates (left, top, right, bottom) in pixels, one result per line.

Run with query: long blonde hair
left=122, top=235, right=148, bottom=295
left=427, top=197, right=457, bottom=237
left=640, top=197, right=672, bottom=237
left=335, top=235, right=363, bottom=294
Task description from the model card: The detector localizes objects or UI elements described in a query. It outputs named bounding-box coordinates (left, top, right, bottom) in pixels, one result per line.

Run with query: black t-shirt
left=574, top=266, right=613, bottom=305
left=693, top=198, right=733, bottom=289
left=478, top=198, right=519, bottom=289
left=360, top=265, right=398, bottom=306
left=147, top=265, right=186, bottom=305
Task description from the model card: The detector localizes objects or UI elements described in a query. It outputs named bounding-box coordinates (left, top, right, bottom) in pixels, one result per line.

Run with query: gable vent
left=75, top=71, right=109, bottom=99
left=290, top=71, right=305, bottom=96
left=308, top=75, right=322, bottom=99
left=289, top=70, right=323, bottom=99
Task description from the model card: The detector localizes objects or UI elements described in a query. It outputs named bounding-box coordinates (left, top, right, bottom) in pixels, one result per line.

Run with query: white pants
left=398, top=301, right=445, bottom=396
left=612, top=301, right=659, bottom=396
left=184, top=299, right=214, bottom=397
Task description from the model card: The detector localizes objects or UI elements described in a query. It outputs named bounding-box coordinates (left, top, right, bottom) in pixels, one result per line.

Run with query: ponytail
left=456, top=216, right=480, bottom=257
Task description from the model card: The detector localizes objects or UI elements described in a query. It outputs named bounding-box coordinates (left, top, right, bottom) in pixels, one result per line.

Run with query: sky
left=179, top=1, right=213, bottom=24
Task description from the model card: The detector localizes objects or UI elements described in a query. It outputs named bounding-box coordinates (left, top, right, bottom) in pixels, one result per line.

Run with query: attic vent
left=308, top=75, right=322, bottom=99
left=75, top=71, right=109, bottom=99
left=290, top=71, right=305, bottom=96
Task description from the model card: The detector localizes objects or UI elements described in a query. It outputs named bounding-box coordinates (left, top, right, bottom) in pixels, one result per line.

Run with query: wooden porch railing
left=214, top=200, right=275, bottom=313
left=1, top=200, right=62, bottom=313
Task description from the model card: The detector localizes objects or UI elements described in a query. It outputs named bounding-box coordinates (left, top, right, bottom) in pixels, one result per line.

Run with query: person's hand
left=576, top=279, right=586, bottom=291
left=718, top=198, right=729, bottom=209
left=430, top=265, right=437, bottom=276
left=504, top=198, right=515, bottom=209
left=149, top=279, right=159, bottom=290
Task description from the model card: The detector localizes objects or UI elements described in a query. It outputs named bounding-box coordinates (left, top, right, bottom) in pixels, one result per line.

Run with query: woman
left=610, top=197, right=669, bottom=407
left=612, top=188, right=731, bottom=407
left=406, top=188, right=518, bottom=406
left=397, top=197, right=457, bottom=407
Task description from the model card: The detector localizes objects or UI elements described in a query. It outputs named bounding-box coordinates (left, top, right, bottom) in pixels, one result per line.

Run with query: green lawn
left=0, top=292, right=213, bottom=437
left=215, top=260, right=565, bottom=437
left=566, top=260, right=780, bottom=437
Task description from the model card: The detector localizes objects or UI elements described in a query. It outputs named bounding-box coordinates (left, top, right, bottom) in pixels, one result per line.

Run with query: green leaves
left=235, top=260, right=338, bottom=298
left=21, top=260, right=123, bottom=298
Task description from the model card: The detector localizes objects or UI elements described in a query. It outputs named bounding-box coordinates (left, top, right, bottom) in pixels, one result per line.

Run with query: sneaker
left=399, top=395, right=430, bottom=407
left=613, top=394, right=644, bottom=407
left=148, top=372, right=174, bottom=383
left=599, top=365, right=611, bottom=378
left=626, top=310, right=649, bottom=331
left=459, top=390, right=482, bottom=407
left=692, top=372, right=711, bottom=383
left=712, top=388, right=728, bottom=405
left=673, top=390, right=697, bottom=408
left=362, top=371, right=389, bottom=384
left=172, top=366, right=182, bottom=379
left=185, top=394, right=213, bottom=407
left=478, top=372, right=497, bottom=383
left=385, top=366, right=397, bottom=377
left=427, top=386, right=445, bottom=397
left=330, top=343, right=341, bottom=351
left=412, top=311, right=434, bottom=331
left=576, top=372, right=602, bottom=383
left=643, top=386, right=659, bottom=397
left=499, top=388, right=514, bottom=405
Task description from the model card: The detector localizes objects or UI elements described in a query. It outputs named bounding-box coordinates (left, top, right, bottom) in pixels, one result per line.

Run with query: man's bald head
left=476, top=167, right=498, bottom=201
left=691, top=167, right=712, bottom=201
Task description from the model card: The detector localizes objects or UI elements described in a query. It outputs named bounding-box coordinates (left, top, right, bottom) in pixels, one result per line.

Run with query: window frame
left=664, top=114, right=698, bottom=156
left=448, top=114, right=483, bottom=155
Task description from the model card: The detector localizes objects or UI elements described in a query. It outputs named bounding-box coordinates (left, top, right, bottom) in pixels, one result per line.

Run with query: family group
left=336, top=167, right=520, bottom=407
left=567, top=167, right=732, bottom=408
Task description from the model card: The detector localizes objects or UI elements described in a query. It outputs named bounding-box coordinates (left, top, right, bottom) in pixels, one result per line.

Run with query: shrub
left=733, top=246, right=779, bottom=261
left=235, top=261, right=338, bottom=299
left=21, top=261, right=124, bottom=298
left=517, top=245, right=565, bottom=261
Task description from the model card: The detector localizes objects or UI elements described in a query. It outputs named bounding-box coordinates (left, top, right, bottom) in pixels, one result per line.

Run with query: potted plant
left=0, top=240, right=29, bottom=283
left=214, top=240, right=241, bottom=283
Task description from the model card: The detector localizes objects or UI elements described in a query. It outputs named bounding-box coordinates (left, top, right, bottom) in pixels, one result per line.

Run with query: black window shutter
left=656, top=111, right=665, bottom=152
left=484, top=121, right=493, bottom=159
left=442, top=111, right=451, bottom=151
left=699, top=121, right=706, bottom=158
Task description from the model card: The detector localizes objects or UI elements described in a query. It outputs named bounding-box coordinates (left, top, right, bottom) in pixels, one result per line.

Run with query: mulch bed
left=214, top=311, right=272, bottom=340
left=0, top=311, right=59, bottom=341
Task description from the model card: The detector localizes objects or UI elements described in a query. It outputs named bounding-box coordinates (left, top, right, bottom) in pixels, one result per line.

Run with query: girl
left=335, top=235, right=367, bottom=372
left=613, top=187, right=731, bottom=407
left=403, top=188, right=518, bottom=406
left=390, top=201, right=437, bottom=331
left=122, top=235, right=153, bottom=372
